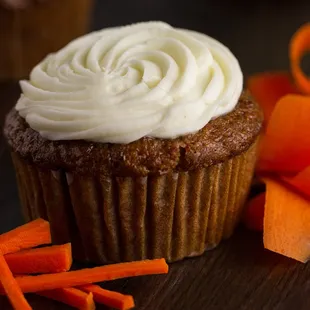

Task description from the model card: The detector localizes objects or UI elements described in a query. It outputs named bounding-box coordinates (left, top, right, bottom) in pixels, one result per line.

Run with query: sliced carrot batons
left=5, top=244, right=72, bottom=275
left=0, top=255, right=31, bottom=310
left=0, top=219, right=51, bottom=256
left=0, top=259, right=169, bottom=294
left=80, top=285, right=135, bottom=310
left=38, top=288, right=95, bottom=310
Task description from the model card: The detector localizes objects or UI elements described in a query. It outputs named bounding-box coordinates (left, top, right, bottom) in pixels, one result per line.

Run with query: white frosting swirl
left=16, top=21, right=243, bottom=144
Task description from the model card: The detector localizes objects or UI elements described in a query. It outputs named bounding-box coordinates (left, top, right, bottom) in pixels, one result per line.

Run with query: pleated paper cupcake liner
left=11, top=139, right=258, bottom=263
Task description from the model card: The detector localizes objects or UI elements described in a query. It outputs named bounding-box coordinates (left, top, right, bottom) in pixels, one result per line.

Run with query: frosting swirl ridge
left=16, top=21, right=243, bottom=143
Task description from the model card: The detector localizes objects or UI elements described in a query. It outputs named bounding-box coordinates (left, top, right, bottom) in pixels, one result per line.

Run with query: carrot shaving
left=5, top=243, right=72, bottom=275
left=281, top=166, right=310, bottom=199
left=243, top=23, right=310, bottom=262
left=38, top=288, right=95, bottom=310
left=290, top=23, right=310, bottom=95
left=0, top=255, right=31, bottom=310
left=247, top=72, right=297, bottom=124
left=243, top=192, right=266, bottom=232
left=258, top=94, right=310, bottom=173
left=79, top=284, right=134, bottom=310
left=0, top=258, right=168, bottom=293
left=0, top=219, right=51, bottom=255
left=263, top=178, right=310, bottom=262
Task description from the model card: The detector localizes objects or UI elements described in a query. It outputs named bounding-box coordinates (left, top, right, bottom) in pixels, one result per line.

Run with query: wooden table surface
left=1, top=0, right=310, bottom=309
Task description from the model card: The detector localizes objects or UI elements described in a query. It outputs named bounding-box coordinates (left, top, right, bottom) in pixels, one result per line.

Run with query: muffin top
left=15, top=21, right=243, bottom=144
left=5, top=92, right=262, bottom=176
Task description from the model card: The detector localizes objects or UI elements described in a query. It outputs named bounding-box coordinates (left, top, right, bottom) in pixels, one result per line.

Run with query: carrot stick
left=0, top=259, right=168, bottom=293
left=5, top=243, right=72, bottom=275
left=242, top=192, right=266, bottom=232
left=0, top=255, right=31, bottom=310
left=38, top=288, right=95, bottom=310
left=258, top=94, right=310, bottom=173
left=247, top=72, right=297, bottom=124
left=263, top=178, right=310, bottom=262
left=0, top=219, right=51, bottom=255
left=290, top=23, right=310, bottom=95
left=79, top=284, right=134, bottom=310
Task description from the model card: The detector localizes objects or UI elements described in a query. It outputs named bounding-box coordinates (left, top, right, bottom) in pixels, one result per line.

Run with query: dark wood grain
left=1, top=0, right=310, bottom=309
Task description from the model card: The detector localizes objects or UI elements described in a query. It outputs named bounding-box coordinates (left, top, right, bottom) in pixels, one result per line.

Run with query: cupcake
left=4, top=22, right=262, bottom=263
left=0, top=0, right=93, bottom=80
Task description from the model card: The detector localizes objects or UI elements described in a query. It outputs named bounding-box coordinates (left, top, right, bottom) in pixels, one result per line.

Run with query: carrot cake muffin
left=4, top=21, right=263, bottom=263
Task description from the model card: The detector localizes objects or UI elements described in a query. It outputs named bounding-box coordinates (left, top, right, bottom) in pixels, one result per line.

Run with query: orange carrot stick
left=0, top=255, right=31, bottom=310
left=247, top=72, right=297, bottom=124
left=79, top=284, right=134, bottom=310
left=263, top=178, right=310, bottom=262
left=0, top=259, right=168, bottom=293
left=281, top=166, right=310, bottom=199
left=5, top=243, right=72, bottom=275
left=290, top=23, right=310, bottom=95
left=38, top=288, right=95, bottom=310
left=258, top=94, right=310, bottom=173
left=242, top=192, right=266, bottom=232
left=0, top=219, right=51, bottom=255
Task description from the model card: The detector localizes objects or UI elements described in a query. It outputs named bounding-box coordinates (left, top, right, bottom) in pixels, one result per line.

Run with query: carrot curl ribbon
left=290, top=23, right=310, bottom=95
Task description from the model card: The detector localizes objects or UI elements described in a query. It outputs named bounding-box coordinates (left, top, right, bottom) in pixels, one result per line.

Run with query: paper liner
left=11, top=140, right=258, bottom=263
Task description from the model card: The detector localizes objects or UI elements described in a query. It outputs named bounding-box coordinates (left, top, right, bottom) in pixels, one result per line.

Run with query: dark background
left=1, top=0, right=310, bottom=309
left=91, top=0, right=310, bottom=77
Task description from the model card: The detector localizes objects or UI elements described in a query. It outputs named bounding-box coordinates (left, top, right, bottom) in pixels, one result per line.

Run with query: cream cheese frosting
left=16, top=21, right=243, bottom=144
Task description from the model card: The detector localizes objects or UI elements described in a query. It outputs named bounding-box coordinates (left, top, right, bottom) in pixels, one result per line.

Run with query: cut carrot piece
left=38, top=288, right=95, bottom=310
left=247, top=72, right=297, bottom=124
left=290, top=23, right=310, bottom=95
left=0, top=219, right=51, bottom=255
left=263, top=178, right=310, bottom=262
left=243, top=192, right=266, bottom=232
left=258, top=94, right=310, bottom=173
left=281, top=166, right=310, bottom=199
left=5, top=243, right=72, bottom=275
left=79, top=284, right=134, bottom=310
left=0, top=259, right=168, bottom=293
left=0, top=255, right=31, bottom=310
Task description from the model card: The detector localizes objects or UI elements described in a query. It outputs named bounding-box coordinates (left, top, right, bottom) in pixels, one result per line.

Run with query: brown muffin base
left=11, top=138, right=258, bottom=264
left=4, top=93, right=262, bottom=176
